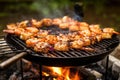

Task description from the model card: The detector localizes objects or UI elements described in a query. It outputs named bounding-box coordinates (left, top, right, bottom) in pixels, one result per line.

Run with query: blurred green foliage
left=83, top=0, right=107, bottom=14
left=29, top=0, right=74, bottom=17
left=0, top=0, right=107, bottom=17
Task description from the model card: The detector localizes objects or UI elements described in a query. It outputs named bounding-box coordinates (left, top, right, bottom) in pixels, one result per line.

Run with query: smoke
left=30, top=0, right=83, bottom=20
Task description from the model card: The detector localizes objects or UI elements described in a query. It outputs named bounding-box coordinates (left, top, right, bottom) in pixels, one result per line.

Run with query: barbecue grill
left=0, top=32, right=119, bottom=80
left=4, top=30, right=119, bottom=67
left=0, top=3, right=120, bottom=80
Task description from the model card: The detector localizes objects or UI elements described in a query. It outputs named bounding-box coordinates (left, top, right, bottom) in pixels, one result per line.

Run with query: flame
left=72, top=72, right=80, bottom=80
left=42, top=72, right=49, bottom=76
left=51, top=67, right=62, bottom=75
left=50, top=67, right=81, bottom=80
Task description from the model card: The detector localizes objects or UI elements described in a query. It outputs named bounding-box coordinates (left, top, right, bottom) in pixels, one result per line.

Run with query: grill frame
left=5, top=34, right=119, bottom=66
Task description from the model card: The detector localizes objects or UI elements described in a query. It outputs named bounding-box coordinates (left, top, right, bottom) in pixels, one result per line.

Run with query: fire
left=52, top=67, right=62, bottom=75
left=49, top=67, right=81, bottom=80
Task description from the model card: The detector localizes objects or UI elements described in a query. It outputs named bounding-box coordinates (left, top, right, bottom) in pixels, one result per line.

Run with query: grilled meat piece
left=34, top=42, right=51, bottom=53
left=3, top=16, right=119, bottom=53
left=70, top=39, right=84, bottom=49
left=54, top=41, right=69, bottom=51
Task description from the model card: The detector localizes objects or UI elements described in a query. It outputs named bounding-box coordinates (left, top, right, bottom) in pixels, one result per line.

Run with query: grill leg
left=20, top=59, right=24, bottom=80
left=105, top=56, right=109, bottom=80
left=39, top=64, right=42, bottom=80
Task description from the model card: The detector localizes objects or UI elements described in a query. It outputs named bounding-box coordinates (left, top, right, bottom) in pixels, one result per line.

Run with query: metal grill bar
left=0, top=41, right=6, bottom=44
left=6, top=34, right=119, bottom=58
left=11, top=37, right=26, bottom=49
left=3, top=33, right=119, bottom=66
left=0, top=46, right=10, bottom=49
left=66, top=51, right=80, bottom=57
left=0, top=36, right=13, bottom=55
left=0, top=50, right=26, bottom=54
left=0, top=35, right=26, bottom=56
left=54, top=51, right=68, bottom=57
left=48, top=51, right=62, bottom=57
left=63, top=51, right=75, bottom=57
left=70, top=49, right=83, bottom=56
